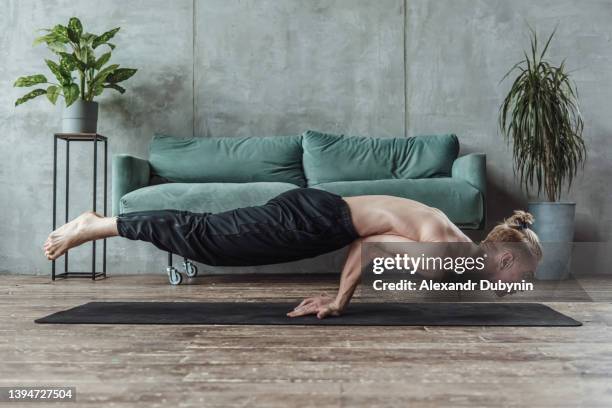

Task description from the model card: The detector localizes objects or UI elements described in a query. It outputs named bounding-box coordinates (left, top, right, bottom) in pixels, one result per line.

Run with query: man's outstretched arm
left=287, top=235, right=416, bottom=319
left=287, top=238, right=362, bottom=319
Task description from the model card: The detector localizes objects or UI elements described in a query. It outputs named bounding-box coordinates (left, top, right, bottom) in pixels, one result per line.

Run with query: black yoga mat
left=35, top=302, right=581, bottom=326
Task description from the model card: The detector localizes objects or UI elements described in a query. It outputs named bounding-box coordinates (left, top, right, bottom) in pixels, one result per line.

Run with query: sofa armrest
left=452, top=153, right=486, bottom=194
left=112, top=154, right=150, bottom=216
left=452, top=153, right=486, bottom=229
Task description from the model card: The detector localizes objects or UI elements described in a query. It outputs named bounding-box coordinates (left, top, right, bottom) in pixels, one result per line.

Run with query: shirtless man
left=43, top=188, right=542, bottom=319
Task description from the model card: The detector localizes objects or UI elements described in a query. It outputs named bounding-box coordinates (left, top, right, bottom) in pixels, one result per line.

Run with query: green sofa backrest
left=149, top=134, right=306, bottom=186
left=302, top=130, right=459, bottom=185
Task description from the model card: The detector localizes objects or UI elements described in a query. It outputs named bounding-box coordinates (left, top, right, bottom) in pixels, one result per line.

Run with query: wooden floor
left=1, top=274, right=612, bottom=407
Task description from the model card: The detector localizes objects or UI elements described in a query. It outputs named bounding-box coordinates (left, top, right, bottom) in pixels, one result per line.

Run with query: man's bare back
left=344, top=195, right=471, bottom=243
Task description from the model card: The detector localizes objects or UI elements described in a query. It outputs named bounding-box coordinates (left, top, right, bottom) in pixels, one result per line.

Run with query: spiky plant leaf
left=94, top=52, right=112, bottom=70
left=67, top=17, right=83, bottom=42
left=20, top=18, right=135, bottom=105
left=34, top=25, right=69, bottom=47
left=51, top=25, right=70, bottom=42
left=86, top=47, right=96, bottom=68
left=499, top=28, right=586, bottom=201
left=80, top=32, right=95, bottom=47
left=68, top=18, right=82, bottom=35
left=91, top=64, right=118, bottom=85
left=14, top=74, right=47, bottom=87
left=45, top=59, right=71, bottom=85
left=62, top=83, right=79, bottom=106
left=92, top=27, right=120, bottom=49
left=47, top=41, right=67, bottom=54
left=59, top=52, right=78, bottom=71
left=46, top=85, right=61, bottom=104
left=15, top=88, right=47, bottom=106
left=103, top=83, right=125, bottom=94
left=33, top=34, right=50, bottom=46
left=93, top=84, right=104, bottom=96
left=106, top=68, right=137, bottom=83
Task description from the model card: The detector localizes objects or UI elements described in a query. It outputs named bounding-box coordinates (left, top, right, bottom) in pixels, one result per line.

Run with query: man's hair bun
left=505, top=210, right=535, bottom=230
left=483, top=210, right=542, bottom=262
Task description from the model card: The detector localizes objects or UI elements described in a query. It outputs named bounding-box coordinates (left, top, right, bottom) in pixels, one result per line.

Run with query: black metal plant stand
left=52, top=133, right=108, bottom=280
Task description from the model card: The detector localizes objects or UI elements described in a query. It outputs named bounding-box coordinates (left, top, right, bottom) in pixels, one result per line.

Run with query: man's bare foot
left=43, top=212, right=106, bottom=260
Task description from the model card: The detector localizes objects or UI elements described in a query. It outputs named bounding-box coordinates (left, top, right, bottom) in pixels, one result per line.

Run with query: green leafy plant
left=499, top=27, right=586, bottom=202
left=14, top=17, right=137, bottom=107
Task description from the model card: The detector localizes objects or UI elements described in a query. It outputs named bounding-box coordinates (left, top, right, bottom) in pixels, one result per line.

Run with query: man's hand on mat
left=287, top=294, right=342, bottom=319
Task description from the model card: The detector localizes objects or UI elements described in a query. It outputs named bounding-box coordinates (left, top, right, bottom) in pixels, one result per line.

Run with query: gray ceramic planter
left=528, top=202, right=575, bottom=280
left=62, top=100, right=98, bottom=134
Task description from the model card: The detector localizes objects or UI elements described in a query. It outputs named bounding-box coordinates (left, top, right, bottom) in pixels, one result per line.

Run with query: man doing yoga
left=44, top=188, right=542, bottom=319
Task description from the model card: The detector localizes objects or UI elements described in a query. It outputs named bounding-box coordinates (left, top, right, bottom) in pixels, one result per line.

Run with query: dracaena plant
left=499, top=27, right=586, bottom=202
left=14, top=17, right=137, bottom=107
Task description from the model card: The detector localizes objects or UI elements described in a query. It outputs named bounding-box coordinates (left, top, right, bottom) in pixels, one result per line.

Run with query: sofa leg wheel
left=183, top=259, right=198, bottom=278
left=167, top=267, right=183, bottom=285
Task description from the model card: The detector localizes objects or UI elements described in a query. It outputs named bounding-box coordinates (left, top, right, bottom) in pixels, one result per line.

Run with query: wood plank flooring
left=1, top=274, right=611, bottom=407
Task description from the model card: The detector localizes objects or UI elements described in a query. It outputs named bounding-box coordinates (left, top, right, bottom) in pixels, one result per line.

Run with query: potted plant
left=14, top=17, right=137, bottom=133
left=499, top=27, right=587, bottom=280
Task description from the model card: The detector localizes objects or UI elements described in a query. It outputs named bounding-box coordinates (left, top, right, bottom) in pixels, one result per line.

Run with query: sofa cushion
left=302, top=130, right=459, bottom=185
left=313, top=179, right=483, bottom=229
left=149, top=134, right=306, bottom=187
left=119, top=182, right=299, bottom=214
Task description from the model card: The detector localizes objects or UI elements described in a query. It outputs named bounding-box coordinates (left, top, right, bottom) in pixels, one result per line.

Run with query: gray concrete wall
left=1, top=0, right=611, bottom=275
left=194, top=0, right=405, bottom=138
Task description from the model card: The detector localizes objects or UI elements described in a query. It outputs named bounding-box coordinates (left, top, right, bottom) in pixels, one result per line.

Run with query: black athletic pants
left=116, top=188, right=360, bottom=266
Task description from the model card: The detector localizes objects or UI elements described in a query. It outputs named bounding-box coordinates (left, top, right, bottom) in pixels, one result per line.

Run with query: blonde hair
left=483, top=210, right=543, bottom=261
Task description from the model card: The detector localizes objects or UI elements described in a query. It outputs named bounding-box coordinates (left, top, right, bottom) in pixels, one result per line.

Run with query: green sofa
left=112, top=130, right=485, bottom=281
left=113, top=130, right=485, bottom=227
